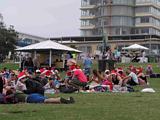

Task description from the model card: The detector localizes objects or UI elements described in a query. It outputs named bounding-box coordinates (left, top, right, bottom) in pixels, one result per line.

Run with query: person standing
left=33, top=55, right=40, bottom=71
left=141, top=50, right=146, bottom=63
left=83, top=54, right=93, bottom=76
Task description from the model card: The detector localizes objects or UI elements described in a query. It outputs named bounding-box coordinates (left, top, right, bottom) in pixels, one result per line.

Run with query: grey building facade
left=80, top=0, right=160, bottom=54
left=80, top=0, right=160, bottom=36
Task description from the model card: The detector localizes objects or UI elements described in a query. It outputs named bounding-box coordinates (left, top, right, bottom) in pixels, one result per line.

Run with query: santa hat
left=18, top=72, right=27, bottom=80
left=111, top=70, right=117, bottom=75
left=69, top=65, right=76, bottom=71
left=136, top=67, right=143, bottom=73
left=22, top=68, right=27, bottom=72
left=51, top=70, right=55, bottom=75
left=129, top=65, right=134, bottom=69
left=36, top=69, right=41, bottom=73
left=117, top=68, right=123, bottom=73
left=66, top=71, right=72, bottom=77
left=51, top=67, right=55, bottom=70
left=40, top=68, right=48, bottom=75
left=45, top=70, right=52, bottom=77
left=105, top=69, right=110, bottom=73
left=55, top=70, right=59, bottom=74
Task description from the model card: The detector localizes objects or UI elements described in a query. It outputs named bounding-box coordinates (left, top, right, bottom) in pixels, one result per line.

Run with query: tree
left=0, top=14, right=18, bottom=60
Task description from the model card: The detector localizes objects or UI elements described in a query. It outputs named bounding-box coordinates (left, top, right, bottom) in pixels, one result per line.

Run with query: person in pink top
left=66, top=58, right=87, bottom=89
left=73, top=69, right=87, bottom=83
left=70, top=68, right=87, bottom=89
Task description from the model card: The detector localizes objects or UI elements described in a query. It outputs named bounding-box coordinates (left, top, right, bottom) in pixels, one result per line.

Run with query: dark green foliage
left=0, top=21, right=18, bottom=57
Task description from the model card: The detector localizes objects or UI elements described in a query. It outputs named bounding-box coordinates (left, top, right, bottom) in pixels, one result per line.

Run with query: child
left=146, top=65, right=153, bottom=75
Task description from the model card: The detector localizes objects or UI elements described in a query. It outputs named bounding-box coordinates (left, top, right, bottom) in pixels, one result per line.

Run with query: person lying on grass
left=0, top=89, right=75, bottom=104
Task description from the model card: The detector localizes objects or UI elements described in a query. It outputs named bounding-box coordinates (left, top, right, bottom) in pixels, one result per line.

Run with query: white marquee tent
left=122, top=44, right=149, bottom=50
left=16, top=40, right=81, bottom=67
left=16, top=40, right=81, bottom=52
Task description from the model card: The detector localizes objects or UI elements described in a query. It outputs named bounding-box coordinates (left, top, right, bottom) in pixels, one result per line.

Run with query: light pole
left=101, top=0, right=107, bottom=54
left=149, top=34, right=151, bottom=55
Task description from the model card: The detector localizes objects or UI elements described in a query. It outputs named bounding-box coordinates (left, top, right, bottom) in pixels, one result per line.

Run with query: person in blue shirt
left=83, top=54, right=93, bottom=76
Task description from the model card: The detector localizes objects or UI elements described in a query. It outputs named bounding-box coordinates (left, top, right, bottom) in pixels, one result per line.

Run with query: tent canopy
left=15, top=40, right=81, bottom=53
left=122, top=44, right=149, bottom=50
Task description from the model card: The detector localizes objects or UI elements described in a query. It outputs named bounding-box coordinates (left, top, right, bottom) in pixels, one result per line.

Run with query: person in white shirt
left=123, top=68, right=139, bottom=86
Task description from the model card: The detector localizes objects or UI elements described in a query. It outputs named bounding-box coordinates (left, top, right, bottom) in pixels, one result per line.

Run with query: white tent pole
left=34, top=51, right=37, bottom=58
left=19, top=53, right=22, bottom=68
left=62, top=53, right=65, bottom=69
left=49, top=50, right=52, bottom=67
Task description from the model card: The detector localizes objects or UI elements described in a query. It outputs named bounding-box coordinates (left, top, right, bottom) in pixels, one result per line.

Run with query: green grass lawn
left=0, top=78, right=160, bottom=120
left=0, top=62, right=159, bottom=120
left=0, top=63, right=19, bottom=70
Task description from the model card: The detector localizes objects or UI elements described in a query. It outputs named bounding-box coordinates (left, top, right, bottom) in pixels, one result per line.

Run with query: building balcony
left=135, top=23, right=160, bottom=30
left=80, top=25, right=96, bottom=30
left=136, top=2, right=160, bottom=9
left=80, top=15, right=96, bottom=20
left=80, top=5, right=97, bottom=10
left=135, top=13, right=160, bottom=20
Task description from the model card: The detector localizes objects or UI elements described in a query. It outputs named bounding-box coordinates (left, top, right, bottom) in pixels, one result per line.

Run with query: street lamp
left=101, top=0, right=112, bottom=54
left=101, top=0, right=107, bottom=54
left=149, top=34, right=151, bottom=55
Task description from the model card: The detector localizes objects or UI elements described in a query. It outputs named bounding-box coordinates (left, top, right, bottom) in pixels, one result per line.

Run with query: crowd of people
left=0, top=55, right=155, bottom=104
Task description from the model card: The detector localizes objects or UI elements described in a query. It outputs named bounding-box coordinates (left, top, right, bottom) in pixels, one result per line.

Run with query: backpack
left=59, top=85, right=77, bottom=93
left=25, top=79, right=44, bottom=95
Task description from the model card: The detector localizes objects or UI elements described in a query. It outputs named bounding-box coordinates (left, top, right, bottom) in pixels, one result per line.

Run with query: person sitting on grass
left=66, top=59, right=87, bottom=90
left=89, top=69, right=103, bottom=88
left=16, top=72, right=45, bottom=95
left=123, top=68, right=139, bottom=86
left=110, top=70, right=123, bottom=86
left=69, top=65, right=87, bottom=90
left=88, top=69, right=113, bottom=92
left=136, top=67, right=148, bottom=85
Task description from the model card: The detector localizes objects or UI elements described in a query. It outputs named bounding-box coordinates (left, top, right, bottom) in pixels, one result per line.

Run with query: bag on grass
left=59, top=85, right=77, bottom=93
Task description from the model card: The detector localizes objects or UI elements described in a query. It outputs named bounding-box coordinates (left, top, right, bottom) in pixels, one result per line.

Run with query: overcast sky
left=0, top=0, right=81, bottom=37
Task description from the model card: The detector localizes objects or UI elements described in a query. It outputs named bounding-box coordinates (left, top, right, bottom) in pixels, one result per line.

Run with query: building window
left=141, top=28, right=149, bottom=34
left=140, top=17, right=149, bottom=23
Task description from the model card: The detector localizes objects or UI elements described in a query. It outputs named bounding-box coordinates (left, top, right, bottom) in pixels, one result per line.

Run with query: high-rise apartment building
left=135, top=0, right=160, bottom=35
left=80, top=0, right=160, bottom=36
left=80, top=0, right=160, bottom=54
